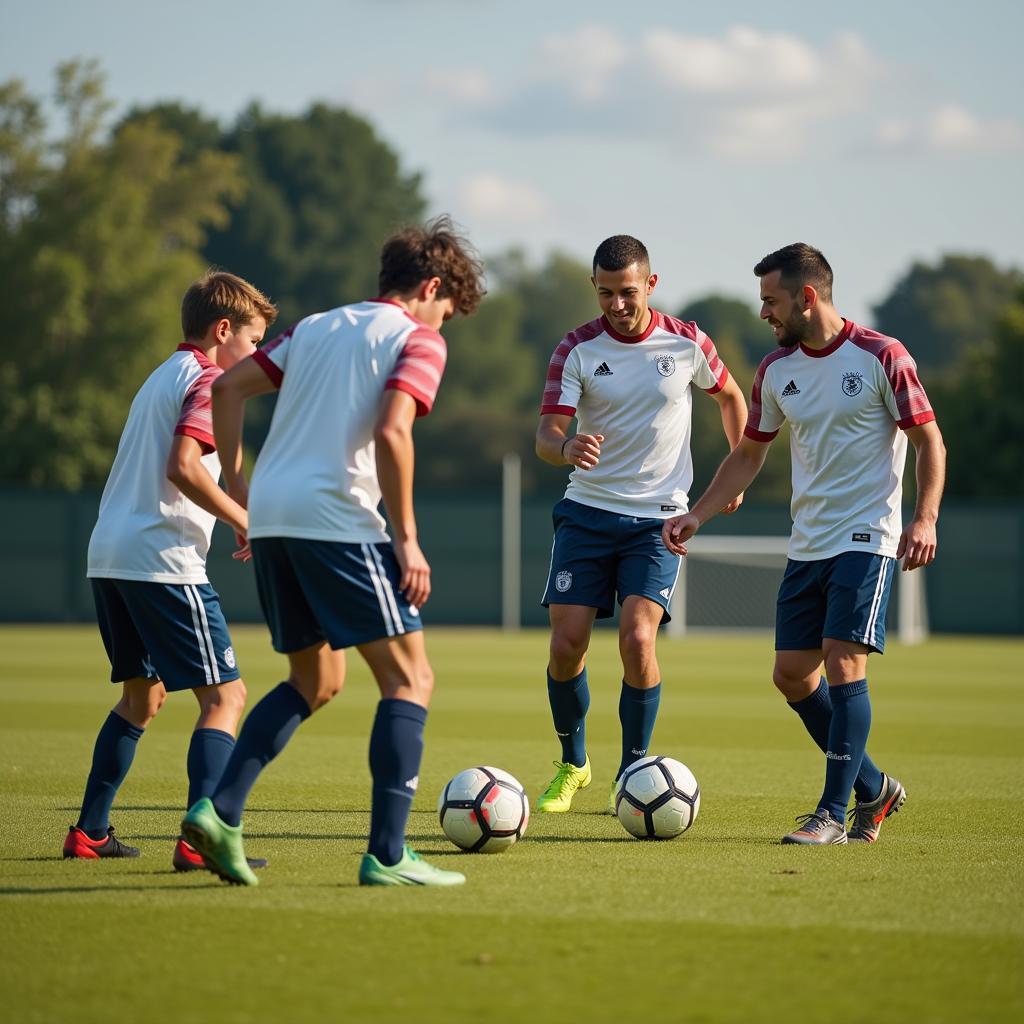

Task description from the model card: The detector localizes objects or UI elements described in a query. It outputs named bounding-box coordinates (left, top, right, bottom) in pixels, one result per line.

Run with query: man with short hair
left=663, top=242, right=946, bottom=845
left=65, top=271, right=277, bottom=870
left=534, top=234, right=747, bottom=814
left=182, top=216, right=486, bottom=887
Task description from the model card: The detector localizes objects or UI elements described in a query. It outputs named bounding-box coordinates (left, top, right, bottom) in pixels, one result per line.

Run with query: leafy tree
left=0, top=62, right=244, bottom=489
left=873, top=255, right=1022, bottom=374
left=203, top=103, right=426, bottom=328
left=930, top=287, right=1024, bottom=496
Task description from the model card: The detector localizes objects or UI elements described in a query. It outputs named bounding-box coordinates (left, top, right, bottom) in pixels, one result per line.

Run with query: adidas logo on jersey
left=781, top=380, right=801, bottom=396
left=594, top=362, right=613, bottom=376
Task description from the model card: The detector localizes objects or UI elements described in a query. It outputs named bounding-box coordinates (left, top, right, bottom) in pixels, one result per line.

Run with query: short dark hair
left=378, top=215, right=486, bottom=317
left=753, top=243, right=833, bottom=303
left=181, top=271, right=278, bottom=340
left=593, top=235, right=650, bottom=276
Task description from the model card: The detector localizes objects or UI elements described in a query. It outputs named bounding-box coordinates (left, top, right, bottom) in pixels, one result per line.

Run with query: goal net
left=666, top=535, right=928, bottom=645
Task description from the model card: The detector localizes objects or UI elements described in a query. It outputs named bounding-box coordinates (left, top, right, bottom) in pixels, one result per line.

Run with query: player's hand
left=896, top=517, right=937, bottom=571
left=564, top=433, right=604, bottom=471
left=232, top=538, right=252, bottom=563
left=721, top=491, right=744, bottom=515
left=394, top=538, right=432, bottom=608
left=662, top=513, right=700, bottom=555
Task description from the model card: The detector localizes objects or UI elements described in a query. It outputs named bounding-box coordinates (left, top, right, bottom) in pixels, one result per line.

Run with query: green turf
left=1, top=625, right=1021, bottom=1023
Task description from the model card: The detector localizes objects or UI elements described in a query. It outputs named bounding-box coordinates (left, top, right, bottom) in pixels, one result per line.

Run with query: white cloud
left=422, top=68, right=495, bottom=107
left=537, top=25, right=626, bottom=101
left=461, top=173, right=549, bottom=223
left=872, top=104, right=1023, bottom=154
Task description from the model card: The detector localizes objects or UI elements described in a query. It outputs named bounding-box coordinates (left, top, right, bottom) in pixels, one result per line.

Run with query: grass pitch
left=1, top=625, right=1021, bottom=1023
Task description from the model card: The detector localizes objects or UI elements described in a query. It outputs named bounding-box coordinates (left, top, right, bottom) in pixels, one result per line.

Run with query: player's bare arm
left=165, top=435, right=249, bottom=555
left=708, top=373, right=748, bottom=514
left=375, top=388, right=431, bottom=608
left=211, top=356, right=277, bottom=505
left=536, top=413, right=603, bottom=470
left=897, top=420, right=946, bottom=571
left=662, top=436, right=771, bottom=555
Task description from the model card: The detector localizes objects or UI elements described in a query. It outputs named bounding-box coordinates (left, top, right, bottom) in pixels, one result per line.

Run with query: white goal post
left=666, top=535, right=929, bottom=645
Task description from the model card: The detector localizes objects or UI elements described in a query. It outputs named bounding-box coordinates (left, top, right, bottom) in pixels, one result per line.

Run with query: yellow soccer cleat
left=536, top=758, right=592, bottom=813
left=607, top=780, right=618, bottom=815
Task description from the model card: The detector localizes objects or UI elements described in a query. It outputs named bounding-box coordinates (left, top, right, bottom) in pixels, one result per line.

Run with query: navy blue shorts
left=775, top=552, right=897, bottom=654
left=90, top=578, right=240, bottom=691
left=251, top=537, right=422, bottom=652
left=541, top=498, right=681, bottom=622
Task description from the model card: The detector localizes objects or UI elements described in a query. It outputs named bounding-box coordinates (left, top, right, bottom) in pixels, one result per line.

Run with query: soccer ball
left=437, top=766, right=530, bottom=853
left=614, top=755, right=700, bottom=840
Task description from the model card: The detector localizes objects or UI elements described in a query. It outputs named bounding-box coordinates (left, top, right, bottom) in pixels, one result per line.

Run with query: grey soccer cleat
left=781, top=810, right=848, bottom=845
left=847, top=774, right=907, bottom=843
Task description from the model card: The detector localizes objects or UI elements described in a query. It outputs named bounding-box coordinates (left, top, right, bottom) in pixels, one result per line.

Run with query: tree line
left=2, top=62, right=1021, bottom=500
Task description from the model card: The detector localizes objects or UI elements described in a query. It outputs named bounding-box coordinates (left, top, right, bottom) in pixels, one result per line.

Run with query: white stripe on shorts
left=370, top=544, right=406, bottom=636
left=864, top=559, right=892, bottom=649
left=362, top=544, right=396, bottom=637
left=183, top=584, right=216, bottom=685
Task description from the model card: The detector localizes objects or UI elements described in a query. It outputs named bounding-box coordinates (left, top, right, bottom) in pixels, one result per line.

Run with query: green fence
left=0, top=489, right=1020, bottom=635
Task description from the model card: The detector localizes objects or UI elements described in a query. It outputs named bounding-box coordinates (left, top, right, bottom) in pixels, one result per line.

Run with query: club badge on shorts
left=555, top=570, right=573, bottom=593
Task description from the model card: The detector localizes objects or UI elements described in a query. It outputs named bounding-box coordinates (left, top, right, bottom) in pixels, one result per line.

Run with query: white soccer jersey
left=248, top=299, right=447, bottom=543
left=87, top=345, right=223, bottom=584
left=541, top=311, right=729, bottom=518
left=745, top=320, right=935, bottom=560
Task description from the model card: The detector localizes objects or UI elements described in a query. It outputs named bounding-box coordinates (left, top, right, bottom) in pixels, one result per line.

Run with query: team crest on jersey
left=841, top=372, right=864, bottom=397
left=555, top=570, right=573, bottom=593
left=224, top=646, right=236, bottom=669
left=655, top=354, right=676, bottom=377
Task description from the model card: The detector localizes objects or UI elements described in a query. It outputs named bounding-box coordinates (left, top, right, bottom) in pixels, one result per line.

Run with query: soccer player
left=663, top=243, right=946, bottom=844
left=64, top=271, right=277, bottom=870
left=181, top=217, right=485, bottom=887
left=534, top=235, right=747, bottom=814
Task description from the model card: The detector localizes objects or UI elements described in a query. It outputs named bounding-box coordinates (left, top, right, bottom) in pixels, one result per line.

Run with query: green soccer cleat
left=358, top=845, right=466, bottom=887
left=607, top=780, right=618, bottom=815
left=535, top=757, right=592, bottom=813
left=180, top=797, right=259, bottom=887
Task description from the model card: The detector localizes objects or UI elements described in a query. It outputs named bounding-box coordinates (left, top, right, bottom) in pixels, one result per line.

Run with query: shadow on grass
left=0, top=880, right=224, bottom=895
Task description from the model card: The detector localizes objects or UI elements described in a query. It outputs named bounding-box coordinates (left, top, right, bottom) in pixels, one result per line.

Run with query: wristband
left=560, top=436, right=573, bottom=460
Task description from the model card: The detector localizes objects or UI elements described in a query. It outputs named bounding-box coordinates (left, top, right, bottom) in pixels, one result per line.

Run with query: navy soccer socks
left=818, top=679, right=873, bottom=822
left=368, top=699, right=427, bottom=867
left=76, top=711, right=145, bottom=839
left=186, top=728, right=236, bottom=808
left=547, top=668, right=590, bottom=768
left=788, top=677, right=884, bottom=803
left=617, top=681, right=661, bottom=780
left=211, top=682, right=311, bottom=827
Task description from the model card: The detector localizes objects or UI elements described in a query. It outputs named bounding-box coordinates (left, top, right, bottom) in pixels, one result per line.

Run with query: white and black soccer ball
left=437, top=766, right=530, bottom=853
left=614, top=755, right=700, bottom=840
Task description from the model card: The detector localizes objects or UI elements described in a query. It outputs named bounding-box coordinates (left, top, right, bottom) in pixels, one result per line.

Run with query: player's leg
left=65, top=579, right=166, bottom=860
left=614, top=595, right=664, bottom=809
left=182, top=538, right=344, bottom=884
left=609, top=518, right=680, bottom=811
left=820, top=553, right=904, bottom=842
left=537, top=500, right=616, bottom=811
left=352, top=542, right=463, bottom=886
left=65, top=676, right=164, bottom=859
left=355, top=631, right=460, bottom=886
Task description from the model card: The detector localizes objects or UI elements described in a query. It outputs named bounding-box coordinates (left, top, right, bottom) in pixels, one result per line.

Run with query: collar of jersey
left=367, top=296, right=433, bottom=329
left=798, top=318, right=852, bottom=358
left=601, top=309, right=660, bottom=344
left=176, top=342, right=216, bottom=369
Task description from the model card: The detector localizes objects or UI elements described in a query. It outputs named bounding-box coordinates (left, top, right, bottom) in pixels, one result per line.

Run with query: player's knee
left=772, top=667, right=805, bottom=700
left=619, top=623, right=656, bottom=663
left=550, top=631, right=588, bottom=669
left=119, top=687, right=164, bottom=725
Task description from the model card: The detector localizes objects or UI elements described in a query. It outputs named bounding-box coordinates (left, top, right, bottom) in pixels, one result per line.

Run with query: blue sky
left=3, top=0, right=1022, bottom=323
